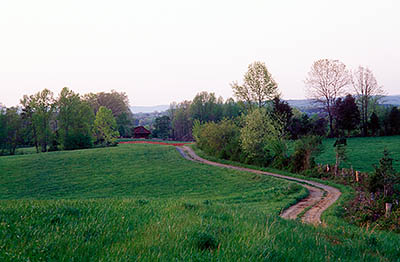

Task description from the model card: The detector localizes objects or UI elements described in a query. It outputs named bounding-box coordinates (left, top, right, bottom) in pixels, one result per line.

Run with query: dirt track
left=177, top=146, right=341, bottom=225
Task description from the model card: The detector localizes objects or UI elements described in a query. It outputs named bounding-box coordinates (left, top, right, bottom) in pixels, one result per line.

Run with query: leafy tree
left=290, top=135, right=322, bottom=173
left=93, top=106, right=119, bottom=146
left=57, top=87, right=95, bottom=150
left=272, top=96, right=293, bottom=132
left=333, top=137, right=347, bottom=175
left=334, top=94, right=360, bottom=137
left=4, top=108, right=22, bottom=155
left=20, top=89, right=55, bottom=152
left=84, top=90, right=133, bottom=136
left=153, top=116, right=172, bottom=140
left=222, top=98, right=242, bottom=119
left=368, top=149, right=399, bottom=202
left=116, top=112, right=134, bottom=138
left=170, top=101, right=192, bottom=141
left=193, top=119, right=242, bottom=161
left=0, top=109, right=6, bottom=153
left=0, top=107, right=23, bottom=155
left=388, top=107, right=400, bottom=135
left=84, top=90, right=131, bottom=117
left=240, top=108, right=287, bottom=166
left=352, top=66, right=385, bottom=136
left=305, top=59, right=351, bottom=137
left=189, top=91, right=223, bottom=123
left=231, top=61, right=279, bottom=110
left=369, top=112, right=380, bottom=136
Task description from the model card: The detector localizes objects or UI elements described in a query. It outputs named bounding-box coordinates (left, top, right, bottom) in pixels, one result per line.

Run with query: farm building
left=133, top=126, right=151, bottom=139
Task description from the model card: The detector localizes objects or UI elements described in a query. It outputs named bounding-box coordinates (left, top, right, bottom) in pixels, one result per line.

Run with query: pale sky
left=0, top=0, right=399, bottom=107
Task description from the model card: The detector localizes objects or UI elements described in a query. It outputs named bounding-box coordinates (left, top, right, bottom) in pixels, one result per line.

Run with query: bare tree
left=305, top=59, right=351, bottom=137
left=352, top=66, right=385, bottom=136
left=231, top=61, right=279, bottom=110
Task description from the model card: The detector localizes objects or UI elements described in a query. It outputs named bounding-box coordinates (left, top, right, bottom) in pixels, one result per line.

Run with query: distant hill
left=382, top=95, right=400, bottom=106
left=131, top=105, right=169, bottom=113
left=286, top=95, right=400, bottom=112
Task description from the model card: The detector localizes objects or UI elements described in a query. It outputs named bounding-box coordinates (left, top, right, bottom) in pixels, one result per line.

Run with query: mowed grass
left=1, top=144, right=400, bottom=261
left=316, top=135, right=400, bottom=172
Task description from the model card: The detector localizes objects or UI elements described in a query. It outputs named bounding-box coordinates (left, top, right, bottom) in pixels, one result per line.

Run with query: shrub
left=193, top=119, right=242, bottom=161
left=289, top=136, right=322, bottom=173
left=194, top=232, right=218, bottom=251
left=64, top=133, right=93, bottom=150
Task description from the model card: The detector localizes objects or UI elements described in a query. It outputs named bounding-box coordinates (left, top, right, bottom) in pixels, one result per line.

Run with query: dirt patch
left=178, top=146, right=341, bottom=225
left=119, top=141, right=193, bottom=146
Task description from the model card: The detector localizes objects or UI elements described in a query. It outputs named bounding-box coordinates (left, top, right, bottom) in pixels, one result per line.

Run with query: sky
left=0, top=0, right=399, bottom=107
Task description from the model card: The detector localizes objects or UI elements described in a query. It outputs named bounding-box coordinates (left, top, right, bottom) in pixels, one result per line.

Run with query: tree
left=368, top=149, right=399, bottom=201
left=153, top=115, right=171, bottom=140
left=84, top=90, right=133, bottom=138
left=170, top=101, right=192, bottom=141
left=189, top=91, right=223, bottom=123
left=84, top=90, right=131, bottom=117
left=222, top=98, right=242, bottom=119
left=305, top=59, right=351, bottom=137
left=0, top=107, right=23, bottom=155
left=388, top=107, right=400, bottom=135
left=334, top=94, right=360, bottom=137
left=333, top=137, right=347, bottom=176
left=20, top=89, right=55, bottom=152
left=272, top=96, right=293, bottom=132
left=231, top=61, right=279, bottom=110
left=290, top=135, right=322, bottom=173
left=369, top=112, right=380, bottom=136
left=352, top=66, right=385, bottom=136
left=57, top=87, right=95, bottom=150
left=193, top=119, right=242, bottom=161
left=93, top=106, right=119, bottom=146
left=240, top=108, right=286, bottom=166
left=116, top=112, right=133, bottom=138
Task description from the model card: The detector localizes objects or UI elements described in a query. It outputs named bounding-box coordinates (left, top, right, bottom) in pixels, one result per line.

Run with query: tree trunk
left=385, top=203, right=392, bottom=217
left=328, top=112, right=334, bottom=138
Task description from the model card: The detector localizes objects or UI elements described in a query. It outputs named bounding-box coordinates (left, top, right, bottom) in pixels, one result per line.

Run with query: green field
left=316, top=136, right=400, bottom=172
left=1, top=144, right=400, bottom=261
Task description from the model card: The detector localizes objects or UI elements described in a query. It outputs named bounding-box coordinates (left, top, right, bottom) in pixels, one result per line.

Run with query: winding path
left=177, top=146, right=341, bottom=225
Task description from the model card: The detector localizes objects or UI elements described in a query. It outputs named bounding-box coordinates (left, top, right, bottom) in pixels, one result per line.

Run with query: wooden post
left=385, top=203, right=392, bottom=217
left=355, top=171, right=359, bottom=183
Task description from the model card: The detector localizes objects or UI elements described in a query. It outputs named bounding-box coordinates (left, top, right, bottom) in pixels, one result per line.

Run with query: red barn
left=133, top=126, right=151, bottom=139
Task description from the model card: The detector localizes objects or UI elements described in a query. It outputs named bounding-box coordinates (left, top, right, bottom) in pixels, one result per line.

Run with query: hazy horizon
left=1, top=0, right=399, bottom=107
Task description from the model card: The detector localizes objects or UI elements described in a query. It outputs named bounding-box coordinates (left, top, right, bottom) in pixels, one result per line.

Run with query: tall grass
left=1, top=144, right=400, bottom=261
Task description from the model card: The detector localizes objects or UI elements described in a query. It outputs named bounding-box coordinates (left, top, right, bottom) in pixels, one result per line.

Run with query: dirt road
left=177, top=146, right=341, bottom=225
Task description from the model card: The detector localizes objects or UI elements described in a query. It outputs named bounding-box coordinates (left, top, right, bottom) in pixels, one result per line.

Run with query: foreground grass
left=316, top=135, right=400, bottom=172
left=1, top=144, right=400, bottom=261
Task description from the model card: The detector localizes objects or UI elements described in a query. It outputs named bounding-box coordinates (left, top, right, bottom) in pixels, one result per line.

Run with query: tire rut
left=177, top=146, right=341, bottom=225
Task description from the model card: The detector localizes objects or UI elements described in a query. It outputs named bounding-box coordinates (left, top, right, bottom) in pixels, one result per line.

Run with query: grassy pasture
left=1, top=144, right=400, bottom=261
left=316, top=136, right=400, bottom=172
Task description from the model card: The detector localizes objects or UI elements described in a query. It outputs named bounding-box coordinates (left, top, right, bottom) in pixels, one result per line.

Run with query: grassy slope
left=1, top=144, right=400, bottom=261
left=316, top=135, right=400, bottom=172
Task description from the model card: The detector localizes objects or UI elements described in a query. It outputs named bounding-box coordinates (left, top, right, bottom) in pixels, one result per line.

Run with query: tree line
left=152, top=60, right=400, bottom=143
left=0, top=88, right=134, bottom=155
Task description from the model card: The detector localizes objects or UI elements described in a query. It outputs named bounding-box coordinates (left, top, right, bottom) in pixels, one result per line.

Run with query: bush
left=193, top=119, right=242, bottom=161
left=289, top=136, right=322, bottom=173
left=194, top=232, right=218, bottom=251
left=64, top=133, right=93, bottom=150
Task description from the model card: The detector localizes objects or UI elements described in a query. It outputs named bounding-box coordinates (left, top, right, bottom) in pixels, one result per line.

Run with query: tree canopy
left=231, top=61, right=279, bottom=110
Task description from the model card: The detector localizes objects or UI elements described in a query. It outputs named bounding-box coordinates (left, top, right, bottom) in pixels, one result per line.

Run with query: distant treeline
left=152, top=91, right=400, bottom=142
left=0, top=88, right=134, bottom=155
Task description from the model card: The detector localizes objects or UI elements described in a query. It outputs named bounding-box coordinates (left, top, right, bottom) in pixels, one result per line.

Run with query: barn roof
left=133, top=126, right=151, bottom=134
